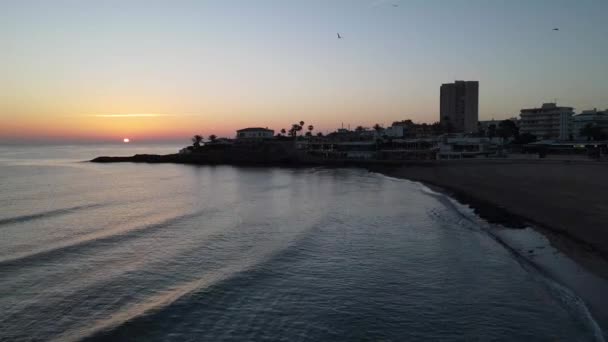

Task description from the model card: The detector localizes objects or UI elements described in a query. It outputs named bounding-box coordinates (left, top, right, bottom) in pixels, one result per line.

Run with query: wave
left=0, top=204, right=106, bottom=227
left=0, top=209, right=213, bottom=268
left=57, top=265, right=245, bottom=342
left=52, top=213, right=329, bottom=342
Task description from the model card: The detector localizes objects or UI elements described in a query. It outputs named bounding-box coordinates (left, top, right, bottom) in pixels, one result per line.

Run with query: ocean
left=0, top=144, right=605, bottom=341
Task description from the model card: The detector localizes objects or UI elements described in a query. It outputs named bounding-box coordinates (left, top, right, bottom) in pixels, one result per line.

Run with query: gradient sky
left=2, top=0, right=607, bottom=143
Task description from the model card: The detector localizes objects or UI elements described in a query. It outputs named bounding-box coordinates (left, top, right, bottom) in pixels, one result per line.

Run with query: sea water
left=0, top=144, right=604, bottom=341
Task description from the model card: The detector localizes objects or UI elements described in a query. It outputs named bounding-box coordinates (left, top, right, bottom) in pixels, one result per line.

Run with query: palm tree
left=208, top=134, right=217, bottom=142
left=373, top=123, right=383, bottom=133
left=280, top=128, right=286, bottom=135
left=355, top=126, right=364, bottom=132
left=316, top=132, right=324, bottom=137
left=308, top=125, right=314, bottom=133
left=191, top=134, right=203, bottom=147
left=290, top=123, right=301, bottom=138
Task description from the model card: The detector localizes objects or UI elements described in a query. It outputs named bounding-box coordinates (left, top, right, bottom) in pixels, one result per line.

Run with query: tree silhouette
left=208, top=134, right=217, bottom=142
left=514, top=132, right=537, bottom=145
left=498, top=120, right=519, bottom=141
left=580, top=123, right=606, bottom=141
left=289, top=123, right=302, bottom=138
left=355, top=126, right=364, bottom=132
left=191, top=135, right=203, bottom=147
left=373, top=123, right=383, bottom=132
left=280, top=128, right=286, bottom=135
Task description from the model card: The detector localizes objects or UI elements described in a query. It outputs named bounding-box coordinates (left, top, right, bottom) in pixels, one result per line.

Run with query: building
left=519, top=103, right=574, bottom=140
left=522, top=140, right=608, bottom=159
left=379, top=125, right=406, bottom=138
left=573, top=109, right=608, bottom=140
left=299, top=140, right=377, bottom=160
left=437, top=136, right=498, bottom=159
left=440, top=80, right=479, bottom=133
left=236, top=127, right=274, bottom=139
left=378, top=138, right=437, bottom=160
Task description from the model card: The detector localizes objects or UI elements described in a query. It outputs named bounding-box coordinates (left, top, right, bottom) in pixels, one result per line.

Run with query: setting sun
left=123, top=138, right=130, bottom=143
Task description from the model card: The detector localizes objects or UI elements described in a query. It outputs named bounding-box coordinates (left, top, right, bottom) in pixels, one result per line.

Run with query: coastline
left=373, top=166, right=608, bottom=338
left=368, top=161, right=608, bottom=277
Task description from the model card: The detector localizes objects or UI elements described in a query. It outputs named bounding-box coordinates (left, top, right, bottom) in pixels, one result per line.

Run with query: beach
left=373, top=160, right=608, bottom=262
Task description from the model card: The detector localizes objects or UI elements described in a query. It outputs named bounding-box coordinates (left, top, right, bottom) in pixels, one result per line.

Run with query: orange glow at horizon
left=1, top=105, right=424, bottom=142
left=1, top=65, right=438, bottom=143
left=0, top=112, right=247, bottom=142
left=0, top=85, right=436, bottom=143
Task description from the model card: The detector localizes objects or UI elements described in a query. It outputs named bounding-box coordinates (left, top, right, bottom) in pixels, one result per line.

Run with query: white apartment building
left=573, top=109, right=608, bottom=139
left=519, top=103, right=574, bottom=140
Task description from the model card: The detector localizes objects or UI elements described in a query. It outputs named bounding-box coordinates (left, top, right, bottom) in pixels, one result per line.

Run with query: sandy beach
left=374, top=160, right=608, bottom=260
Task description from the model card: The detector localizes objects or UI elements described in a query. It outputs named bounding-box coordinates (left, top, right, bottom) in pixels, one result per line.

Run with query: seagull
left=392, top=3, right=399, bottom=7
left=553, top=28, right=559, bottom=31
left=337, top=33, right=342, bottom=39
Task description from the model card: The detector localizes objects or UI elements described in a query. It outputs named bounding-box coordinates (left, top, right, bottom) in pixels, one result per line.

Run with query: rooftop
left=236, top=127, right=274, bottom=132
left=521, top=103, right=574, bottom=112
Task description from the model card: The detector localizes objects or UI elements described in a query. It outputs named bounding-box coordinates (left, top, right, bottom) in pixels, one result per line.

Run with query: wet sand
left=373, top=160, right=608, bottom=263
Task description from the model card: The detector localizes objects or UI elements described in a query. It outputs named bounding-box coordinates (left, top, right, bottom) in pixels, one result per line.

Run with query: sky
left=1, top=0, right=607, bottom=143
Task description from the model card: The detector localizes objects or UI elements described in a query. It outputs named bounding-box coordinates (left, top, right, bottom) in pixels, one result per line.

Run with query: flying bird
left=337, top=33, right=342, bottom=39
left=392, top=4, right=399, bottom=7
left=553, top=28, right=559, bottom=31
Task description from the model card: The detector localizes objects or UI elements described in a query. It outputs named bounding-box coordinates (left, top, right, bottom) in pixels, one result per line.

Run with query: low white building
left=437, top=136, right=498, bottom=159
left=381, top=125, right=406, bottom=138
left=236, top=127, right=274, bottom=139
left=573, top=109, right=608, bottom=139
left=519, top=103, right=574, bottom=140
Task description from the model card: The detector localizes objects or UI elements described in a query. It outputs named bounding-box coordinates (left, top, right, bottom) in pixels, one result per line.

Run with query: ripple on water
left=0, top=159, right=604, bottom=341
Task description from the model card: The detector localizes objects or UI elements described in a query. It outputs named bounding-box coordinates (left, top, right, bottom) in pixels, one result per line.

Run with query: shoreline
left=373, top=170, right=608, bottom=336
left=395, top=172, right=608, bottom=272
left=368, top=162, right=608, bottom=279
